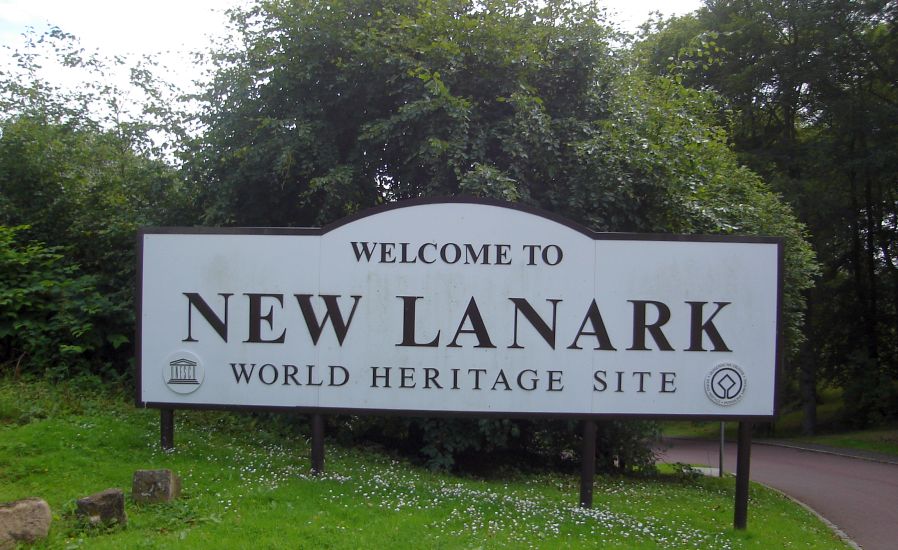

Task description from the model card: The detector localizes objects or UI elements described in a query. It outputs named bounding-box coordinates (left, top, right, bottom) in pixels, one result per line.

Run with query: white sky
left=1, top=0, right=702, bottom=59
left=0, top=1, right=241, bottom=56
left=0, top=0, right=702, bottom=134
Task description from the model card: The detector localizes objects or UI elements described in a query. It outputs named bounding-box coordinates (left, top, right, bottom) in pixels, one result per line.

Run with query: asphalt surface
left=658, top=438, right=898, bottom=550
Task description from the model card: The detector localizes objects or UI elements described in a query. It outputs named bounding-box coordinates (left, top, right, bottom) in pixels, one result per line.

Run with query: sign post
left=311, top=414, right=325, bottom=474
left=160, top=408, right=174, bottom=451
left=579, top=419, right=597, bottom=508
left=719, top=422, right=725, bottom=477
left=734, top=421, right=753, bottom=529
left=137, top=199, right=781, bottom=527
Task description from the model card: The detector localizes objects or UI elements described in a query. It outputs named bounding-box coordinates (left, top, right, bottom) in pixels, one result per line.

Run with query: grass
left=662, top=386, right=898, bottom=457
left=792, top=429, right=898, bottom=456
left=1, top=377, right=849, bottom=549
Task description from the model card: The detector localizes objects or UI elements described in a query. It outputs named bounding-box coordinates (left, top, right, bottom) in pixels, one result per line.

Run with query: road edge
left=754, top=481, right=861, bottom=550
left=658, top=438, right=865, bottom=549
left=754, top=439, right=898, bottom=466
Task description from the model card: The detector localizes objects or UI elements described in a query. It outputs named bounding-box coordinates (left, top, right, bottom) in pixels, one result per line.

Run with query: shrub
left=0, top=226, right=116, bottom=378
left=338, top=414, right=659, bottom=474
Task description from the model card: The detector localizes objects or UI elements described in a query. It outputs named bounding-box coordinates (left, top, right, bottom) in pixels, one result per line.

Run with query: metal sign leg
left=161, top=408, right=175, bottom=450
left=311, top=414, right=325, bottom=474
left=579, top=419, right=596, bottom=508
left=734, top=421, right=752, bottom=529
left=719, top=421, right=725, bottom=477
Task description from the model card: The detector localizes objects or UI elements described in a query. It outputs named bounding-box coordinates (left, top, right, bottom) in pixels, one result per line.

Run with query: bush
left=0, top=226, right=117, bottom=378
left=337, top=414, right=659, bottom=474
left=841, top=352, right=898, bottom=428
left=189, top=0, right=814, bottom=473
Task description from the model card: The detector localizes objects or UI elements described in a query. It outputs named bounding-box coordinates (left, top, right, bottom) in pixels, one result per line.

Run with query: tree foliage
left=189, top=0, right=817, bottom=468
left=0, top=226, right=113, bottom=378
left=0, top=1, right=827, bottom=469
left=638, top=0, right=898, bottom=429
left=194, top=0, right=815, bottom=351
left=0, top=28, right=196, bottom=378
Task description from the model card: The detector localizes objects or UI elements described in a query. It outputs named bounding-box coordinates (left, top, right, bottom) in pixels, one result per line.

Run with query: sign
left=137, top=199, right=782, bottom=419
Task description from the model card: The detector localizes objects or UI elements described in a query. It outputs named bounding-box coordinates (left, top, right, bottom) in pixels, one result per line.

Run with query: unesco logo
left=163, top=351, right=204, bottom=394
left=705, top=363, right=746, bottom=406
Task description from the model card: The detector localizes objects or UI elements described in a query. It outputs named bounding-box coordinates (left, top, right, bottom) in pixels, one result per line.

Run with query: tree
left=0, top=28, right=196, bottom=378
left=191, top=0, right=817, bottom=468
left=637, top=0, right=898, bottom=431
left=0, top=226, right=112, bottom=378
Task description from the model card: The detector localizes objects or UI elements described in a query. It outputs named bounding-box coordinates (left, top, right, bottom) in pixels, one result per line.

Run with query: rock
left=132, top=469, right=181, bottom=504
left=0, top=498, right=52, bottom=549
left=75, top=489, right=126, bottom=526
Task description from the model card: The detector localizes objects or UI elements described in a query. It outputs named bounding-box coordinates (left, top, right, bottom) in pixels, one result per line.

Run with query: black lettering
left=306, top=364, right=323, bottom=386
left=396, top=296, right=440, bottom=347
left=424, top=368, right=442, bottom=389
left=464, top=243, right=489, bottom=264
left=509, top=298, right=560, bottom=349
left=329, top=365, right=349, bottom=386
left=447, top=297, right=496, bottom=348
left=380, top=242, right=396, bottom=263
left=628, top=300, right=674, bottom=351
left=496, top=244, right=511, bottom=265
left=350, top=241, right=377, bottom=262
left=686, top=301, right=732, bottom=352
left=633, top=371, right=651, bottom=392
left=568, top=300, right=617, bottom=350
left=184, top=292, right=231, bottom=342
left=399, top=243, right=417, bottom=264
left=451, top=368, right=460, bottom=389
left=283, top=364, right=301, bottom=386
left=517, top=369, right=538, bottom=391
left=547, top=370, right=564, bottom=391
left=491, top=370, right=512, bottom=391
left=245, top=293, right=286, bottom=344
left=440, top=243, right=462, bottom=264
left=295, top=294, right=361, bottom=345
left=523, top=244, right=539, bottom=265
left=419, top=243, right=437, bottom=264
left=615, top=371, right=624, bottom=392
left=259, top=363, right=278, bottom=385
left=468, top=368, right=487, bottom=390
left=371, top=366, right=391, bottom=388
left=230, top=362, right=255, bottom=383
left=593, top=370, right=607, bottom=391
left=399, top=367, right=416, bottom=388
left=542, top=245, right=563, bottom=265
left=660, top=372, right=676, bottom=393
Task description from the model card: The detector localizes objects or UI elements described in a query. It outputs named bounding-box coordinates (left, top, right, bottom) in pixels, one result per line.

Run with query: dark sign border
left=136, top=196, right=784, bottom=421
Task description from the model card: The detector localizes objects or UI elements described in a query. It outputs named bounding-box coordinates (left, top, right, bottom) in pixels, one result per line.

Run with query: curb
left=755, top=482, right=861, bottom=550
left=754, top=439, right=898, bottom=466
left=659, top=438, right=870, bottom=549
left=667, top=462, right=862, bottom=549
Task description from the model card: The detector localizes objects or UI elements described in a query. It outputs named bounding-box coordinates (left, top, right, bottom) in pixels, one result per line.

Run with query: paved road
left=658, top=439, right=898, bottom=550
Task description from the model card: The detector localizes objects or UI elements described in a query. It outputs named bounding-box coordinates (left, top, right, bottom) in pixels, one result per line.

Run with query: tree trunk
left=847, top=136, right=874, bottom=362
left=800, top=294, right=817, bottom=435
left=848, top=136, right=879, bottom=359
left=863, top=168, right=880, bottom=362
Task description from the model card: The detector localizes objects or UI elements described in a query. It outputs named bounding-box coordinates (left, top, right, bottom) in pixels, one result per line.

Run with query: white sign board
left=138, top=200, right=782, bottom=419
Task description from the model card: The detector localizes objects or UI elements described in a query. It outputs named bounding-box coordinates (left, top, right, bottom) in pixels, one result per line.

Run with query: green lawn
left=1, top=377, right=848, bottom=549
left=792, top=428, right=898, bottom=456
left=661, top=386, right=898, bottom=457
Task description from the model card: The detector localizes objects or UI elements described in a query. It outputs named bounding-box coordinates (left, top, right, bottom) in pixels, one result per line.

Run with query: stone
left=75, top=489, right=126, bottom=526
left=0, top=498, right=52, bottom=550
left=132, top=469, right=181, bottom=504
